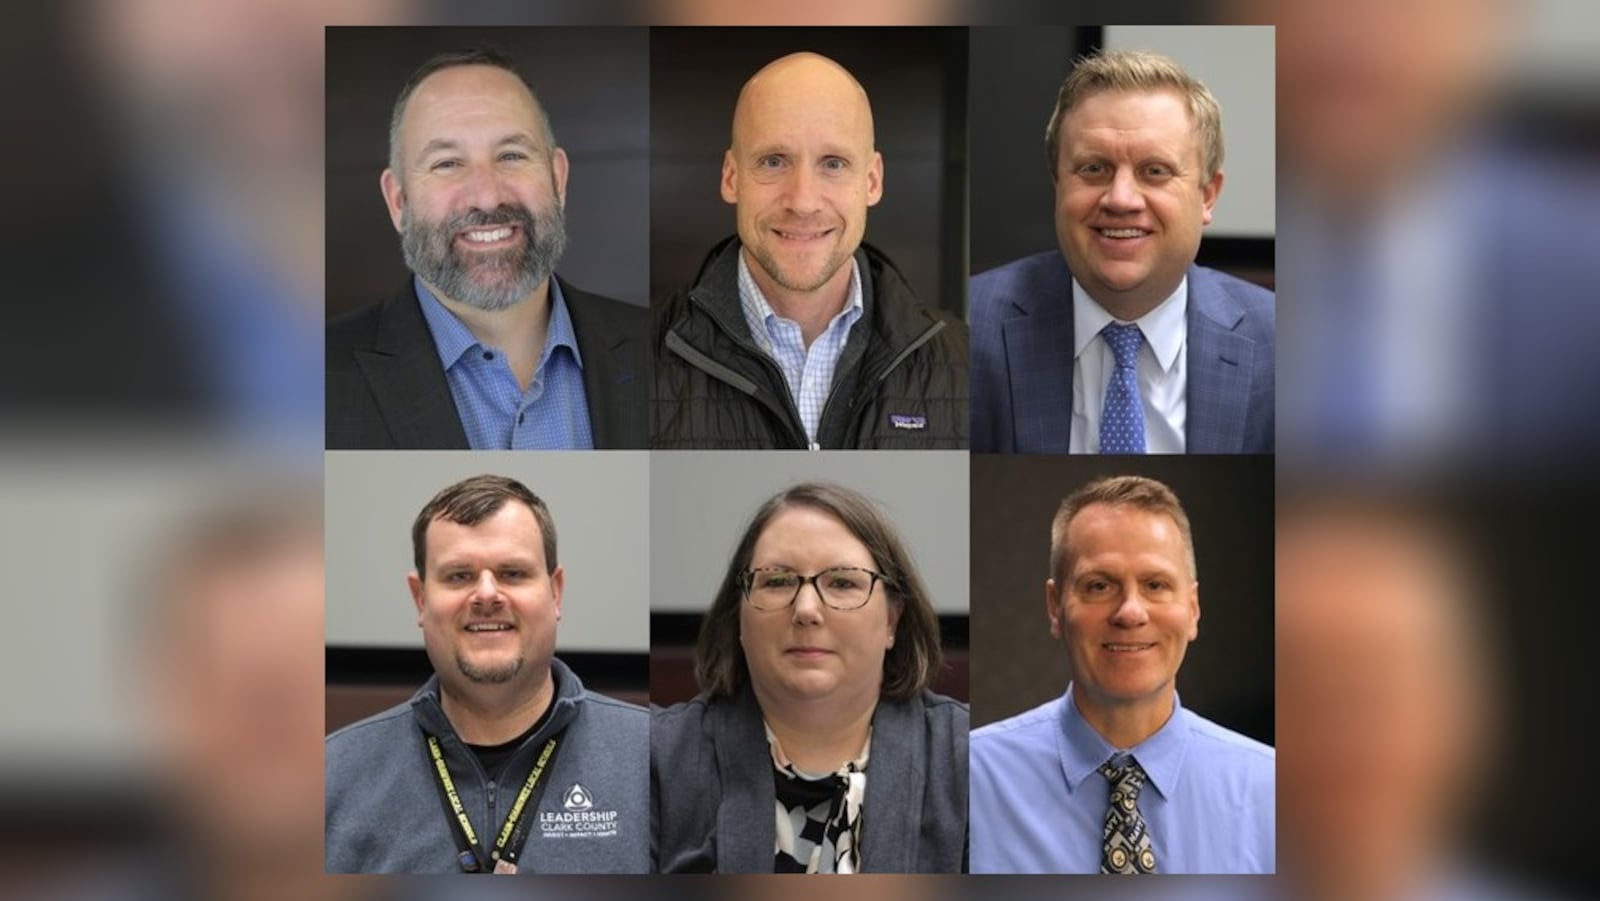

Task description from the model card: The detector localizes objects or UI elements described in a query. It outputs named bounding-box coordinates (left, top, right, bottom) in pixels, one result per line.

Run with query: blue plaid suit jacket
left=970, top=252, right=1274, bottom=454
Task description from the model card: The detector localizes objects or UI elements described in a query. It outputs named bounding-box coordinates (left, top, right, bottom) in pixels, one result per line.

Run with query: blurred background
left=4, top=0, right=1600, bottom=899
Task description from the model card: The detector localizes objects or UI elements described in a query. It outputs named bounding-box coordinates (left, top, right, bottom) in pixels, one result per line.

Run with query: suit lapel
left=712, top=690, right=780, bottom=873
left=858, top=697, right=924, bottom=873
left=1185, top=268, right=1253, bottom=454
left=353, top=288, right=469, bottom=449
left=1001, top=263, right=1075, bottom=454
left=562, top=277, right=642, bottom=449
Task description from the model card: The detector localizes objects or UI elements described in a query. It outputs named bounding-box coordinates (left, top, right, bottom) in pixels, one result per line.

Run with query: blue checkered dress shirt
left=415, top=276, right=594, bottom=450
left=736, top=252, right=864, bottom=447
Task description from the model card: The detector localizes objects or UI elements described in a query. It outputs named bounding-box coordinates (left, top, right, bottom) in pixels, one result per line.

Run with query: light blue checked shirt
left=415, top=276, right=594, bottom=450
left=969, top=685, right=1275, bottom=874
left=736, top=251, right=864, bottom=447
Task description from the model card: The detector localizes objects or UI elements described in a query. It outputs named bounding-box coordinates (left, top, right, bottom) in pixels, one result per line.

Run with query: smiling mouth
left=458, top=225, right=519, bottom=245
left=773, top=228, right=834, bottom=242
left=464, top=623, right=515, bottom=633
left=1095, top=228, right=1151, bottom=239
left=1102, top=642, right=1155, bottom=652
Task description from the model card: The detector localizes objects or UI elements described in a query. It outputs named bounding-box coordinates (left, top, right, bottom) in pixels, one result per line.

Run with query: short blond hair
left=1050, top=475, right=1197, bottom=583
left=1045, top=49, right=1224, bottom=182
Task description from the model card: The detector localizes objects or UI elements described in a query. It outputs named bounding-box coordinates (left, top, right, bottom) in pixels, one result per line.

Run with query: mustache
left=444, top=203, right=540, bottom=234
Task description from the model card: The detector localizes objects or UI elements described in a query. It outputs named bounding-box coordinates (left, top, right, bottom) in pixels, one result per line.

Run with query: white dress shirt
left=1070, top=277, right=1188, bottom=454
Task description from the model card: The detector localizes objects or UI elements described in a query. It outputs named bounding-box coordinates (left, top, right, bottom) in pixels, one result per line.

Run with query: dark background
left=968, top=26, right=1275, bottom=289
left=969, top=454, right=1274, bottom=745
left=326, top=26, right=650, bottom=314
left=649, top=27, right=969, bottom=316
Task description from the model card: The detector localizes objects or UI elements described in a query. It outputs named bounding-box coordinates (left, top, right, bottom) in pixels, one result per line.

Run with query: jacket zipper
left=670, top=292, right=811, bottom=448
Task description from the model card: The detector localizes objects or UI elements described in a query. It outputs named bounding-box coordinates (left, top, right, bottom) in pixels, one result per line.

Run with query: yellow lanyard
left=427, top=734, right=558, bottom=873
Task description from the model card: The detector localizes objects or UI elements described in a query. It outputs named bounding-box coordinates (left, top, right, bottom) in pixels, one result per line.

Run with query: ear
left=1199, top=168, right=1224, bottom=227
left=884, top=596, right=902, bottom=648
left=865, top=150, right=884, bottom=207
left=1045, top=578, right=1063, bottom=639
left=380, top=168, right=406, bottom=233
left=720, top=149, right=739, bottom=205
left=550, top=565, right=565, bottom=621
left=551, top=146, right=570, bottom=209
left=408, top=571, right=425, bottom=625
left=1188, top=581, right=1201, bottom=641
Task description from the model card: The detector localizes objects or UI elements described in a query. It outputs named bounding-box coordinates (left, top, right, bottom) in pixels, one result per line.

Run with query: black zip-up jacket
left=652, top=238, right=968, bottom=449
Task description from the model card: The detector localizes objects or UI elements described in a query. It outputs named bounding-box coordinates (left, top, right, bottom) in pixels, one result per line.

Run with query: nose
left=471, top=570, right=501, bottom=602
left=1108, top=582, right=1152, bottom=627
left=782, top=164, right=824, bottom=217
left=458, top=160, right=515, bottom=217
left=790, top=578, right=826, bottom=625
left=1100, top=166, right=1146, bottom=214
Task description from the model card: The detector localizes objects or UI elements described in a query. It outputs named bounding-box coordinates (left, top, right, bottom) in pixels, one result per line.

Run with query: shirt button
left=482, top=351, right=494, bottom=361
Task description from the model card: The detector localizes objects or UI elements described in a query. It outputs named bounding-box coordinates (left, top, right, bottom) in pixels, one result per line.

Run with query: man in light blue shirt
left=969, top=475, right=1274, bottom=874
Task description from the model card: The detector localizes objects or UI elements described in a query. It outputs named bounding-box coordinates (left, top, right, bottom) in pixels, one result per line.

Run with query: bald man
left=652, top=52, right=968, bottom=450
left=327, top=47, right=649, bottom=451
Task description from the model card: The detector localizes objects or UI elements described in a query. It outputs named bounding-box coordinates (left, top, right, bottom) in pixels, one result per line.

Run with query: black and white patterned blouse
left=766, top=724, right=871, bottom=874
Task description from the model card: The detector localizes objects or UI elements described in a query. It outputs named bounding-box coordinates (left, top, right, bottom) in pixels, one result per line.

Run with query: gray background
left=649, top=451, right=970, bottom=615
left=325, top=451, right=649, bottom=652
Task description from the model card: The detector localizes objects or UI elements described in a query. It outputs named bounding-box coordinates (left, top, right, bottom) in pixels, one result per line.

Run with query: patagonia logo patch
left=889, top=414, right=927, bottom=430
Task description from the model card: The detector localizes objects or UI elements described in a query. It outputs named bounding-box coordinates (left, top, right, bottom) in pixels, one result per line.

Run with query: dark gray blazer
left=650, top=687, right=968, bottom=873
left=326, top=275, right=648, bottom=449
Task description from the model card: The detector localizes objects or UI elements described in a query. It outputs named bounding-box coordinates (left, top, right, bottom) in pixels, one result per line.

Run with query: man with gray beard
left=325, top=474, right=649, bottom=873
left=327, top=48, right=647, bottom=449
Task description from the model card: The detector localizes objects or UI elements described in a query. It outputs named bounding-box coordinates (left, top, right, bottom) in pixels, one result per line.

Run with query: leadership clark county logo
left=540, top=783, right=620, bottom=839
left=563, top=783, right=593, bottom=811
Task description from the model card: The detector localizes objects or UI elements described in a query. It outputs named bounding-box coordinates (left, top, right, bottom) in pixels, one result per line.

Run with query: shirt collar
left=1071, top=275, right=1189, bottom=373
left=736, top=249, right=864, bottom=352
left=414, top=274, right=583, bottom=371
left=1055, top=683, right=1193, bottom=801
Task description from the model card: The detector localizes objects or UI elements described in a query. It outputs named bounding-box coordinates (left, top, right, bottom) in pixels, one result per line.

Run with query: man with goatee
left=328, top=49, right=647, bottom=449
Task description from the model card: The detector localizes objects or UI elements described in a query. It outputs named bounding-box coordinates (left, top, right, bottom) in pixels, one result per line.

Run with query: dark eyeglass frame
left=741, top=566, right=892, bottom=611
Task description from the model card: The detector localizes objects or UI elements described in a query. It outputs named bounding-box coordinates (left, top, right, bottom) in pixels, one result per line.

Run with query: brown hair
left=1050, top=475, right=1196, bottom=583
left=1044, top=48, right=1224, bottom=182
left=411, top=474, right=557, bottom=576
left=694, top=482, right=944, bottom=701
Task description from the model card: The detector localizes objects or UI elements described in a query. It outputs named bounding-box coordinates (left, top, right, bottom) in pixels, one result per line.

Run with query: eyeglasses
left=742, top=566, right=891, bottom=611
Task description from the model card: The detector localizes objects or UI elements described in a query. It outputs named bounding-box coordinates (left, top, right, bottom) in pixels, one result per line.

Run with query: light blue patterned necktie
left=1099, top=754, right=1157, bottom=874
left=1099, top=323, right=1147, bottom=453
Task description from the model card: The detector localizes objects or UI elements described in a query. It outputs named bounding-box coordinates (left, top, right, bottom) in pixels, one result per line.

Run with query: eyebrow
left=415, top=133, right=542, bottom=161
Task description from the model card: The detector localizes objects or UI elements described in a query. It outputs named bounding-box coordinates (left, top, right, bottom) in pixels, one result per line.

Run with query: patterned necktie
left=1099, top=754, right=1157, bottom=874
left=1098, top=323, right=1147, bottom=453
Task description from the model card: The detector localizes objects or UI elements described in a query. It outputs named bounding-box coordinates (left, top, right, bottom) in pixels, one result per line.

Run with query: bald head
left=730, top=52, right=876, bottom=154
left=721, top=53, right=884, bottom=312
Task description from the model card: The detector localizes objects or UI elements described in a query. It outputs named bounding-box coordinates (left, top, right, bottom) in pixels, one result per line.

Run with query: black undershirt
left=464, top=699, right=555, bottom=780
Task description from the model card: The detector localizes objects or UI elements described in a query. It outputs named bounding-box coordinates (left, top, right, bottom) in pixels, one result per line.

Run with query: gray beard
left=401, top=200, right=567, bottom=312
left=457, top=651, right=525, bottom=684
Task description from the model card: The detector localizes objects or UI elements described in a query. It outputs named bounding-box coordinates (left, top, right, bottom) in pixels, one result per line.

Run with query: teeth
left=465, top=623, right=512, bottom=632
left=1105, top=643, right=1152, bottom=650
left=463, top=227, right=512, bottom=243
left=1099, top=228, right=1146, bottom=238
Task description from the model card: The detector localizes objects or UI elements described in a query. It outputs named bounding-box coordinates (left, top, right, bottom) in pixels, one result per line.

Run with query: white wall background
left=649, top=451, right=970, bottom=615
left=1104, top=25, right=1276, bottom=238
left=326, top=451, right=649, bottom=652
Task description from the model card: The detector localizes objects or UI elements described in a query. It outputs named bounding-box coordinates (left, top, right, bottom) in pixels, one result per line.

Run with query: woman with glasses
left=651, top=482, right=967, bottom=873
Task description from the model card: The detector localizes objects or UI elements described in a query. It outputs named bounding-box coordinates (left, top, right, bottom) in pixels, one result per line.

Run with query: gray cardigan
left=325, top=658, right=649, bottom=873
left=650, top=686, right=968, bottom=873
